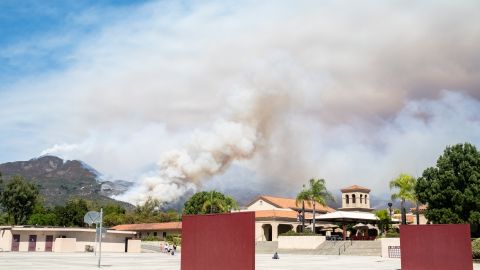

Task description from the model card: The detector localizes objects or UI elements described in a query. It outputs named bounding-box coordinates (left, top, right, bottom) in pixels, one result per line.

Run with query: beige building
left=338, top=185, right=373, bottom=212
left=245, top=195, right=335, bottom=241
left=111, top=222, right=182, bottom=240
left=0, top=226, right=139, bottom=253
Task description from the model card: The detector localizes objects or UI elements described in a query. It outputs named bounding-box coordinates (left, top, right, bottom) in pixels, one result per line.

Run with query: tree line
left=1, top=142, right=479, bottom=237
left=0, top=175, right=180, bottom=227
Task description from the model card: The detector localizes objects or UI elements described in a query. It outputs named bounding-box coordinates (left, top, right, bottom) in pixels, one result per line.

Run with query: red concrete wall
left=181, top=212, right=255, bottom=270
left=400, top=224, right=472, bottom=270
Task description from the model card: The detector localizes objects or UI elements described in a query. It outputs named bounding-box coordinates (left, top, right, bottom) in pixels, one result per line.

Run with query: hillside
left=0, top=155, right=133, bottom=208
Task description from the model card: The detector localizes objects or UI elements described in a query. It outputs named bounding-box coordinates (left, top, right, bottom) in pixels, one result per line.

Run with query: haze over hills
left=0, top=155, right=405, bottom=212
left=0, top=155, right=134, bottom=208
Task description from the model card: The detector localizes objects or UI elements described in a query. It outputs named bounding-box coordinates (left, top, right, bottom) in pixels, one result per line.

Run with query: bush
left=473, top=238, right=480, bottom=259
left=141, top=235, right=160, bottom=241
left=166, top=234, right=181, bottom=246
left=385, top=230, right=400, bottom=238
left=279, top=230, right=316, bottom=236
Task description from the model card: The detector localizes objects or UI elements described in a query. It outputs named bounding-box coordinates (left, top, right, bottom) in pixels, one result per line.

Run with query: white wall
left=3, top=229, right=134, bottom=253
left=247, top=200, right=283, bottom=211
left=380, top=238, right=400, bottom=258
left=0, top=229, right=12, bottom=251
left=278, top=236, right=326, bottom=249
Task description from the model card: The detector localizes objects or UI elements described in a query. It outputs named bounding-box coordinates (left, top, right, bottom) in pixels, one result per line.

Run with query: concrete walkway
left=0, top=252, right=478, bottom=270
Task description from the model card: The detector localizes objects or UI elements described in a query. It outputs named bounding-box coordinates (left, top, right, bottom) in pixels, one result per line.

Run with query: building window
left=153, top=232, right=157, bottom=237
left=352, top=194, right=356, bottom=204
left=360, top=194, right=363, bottom=204
left=346, top=195, right=350, bottom=204
left=365, top=195, right=368, bottom=204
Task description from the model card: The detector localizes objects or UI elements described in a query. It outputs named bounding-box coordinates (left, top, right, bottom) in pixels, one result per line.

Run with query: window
left=352, top=194, right=356, bottom=204
left=346, top=195, right=350, bottom=204
left=153, top=232, right=157, bottom=237
left=360, top=194, right=363, bottom=204
left=365, top=195, right=368, bottom=204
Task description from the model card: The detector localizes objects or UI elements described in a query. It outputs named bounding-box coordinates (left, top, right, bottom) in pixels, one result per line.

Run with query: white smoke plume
left=116, top=88, right=291, bottom=204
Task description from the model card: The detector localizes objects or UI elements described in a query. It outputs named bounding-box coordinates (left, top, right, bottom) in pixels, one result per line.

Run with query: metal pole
left=98, top=208, right=103, bottom=268
left=302, top=200, right=305, bottom=232
left=94, top=223, right=97, bottom=256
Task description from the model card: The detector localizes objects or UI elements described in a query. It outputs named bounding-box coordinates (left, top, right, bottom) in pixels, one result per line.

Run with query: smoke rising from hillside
left=116, top=88, right=291, bottom=204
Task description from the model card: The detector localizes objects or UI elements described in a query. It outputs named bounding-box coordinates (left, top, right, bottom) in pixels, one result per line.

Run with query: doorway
left=11, top=234, right=20, bottom=251
left=45, top=235, right=53, bottom=252
left=28, top=235, right=37, bottom=252
left=262, top=224, right=272, bottom=241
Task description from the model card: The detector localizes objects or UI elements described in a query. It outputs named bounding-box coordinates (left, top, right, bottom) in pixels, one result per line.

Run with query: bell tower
left=339, top=185, right=373, bottom=212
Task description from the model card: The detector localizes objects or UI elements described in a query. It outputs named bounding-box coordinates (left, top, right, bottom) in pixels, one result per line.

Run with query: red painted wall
left=181, top=212, right=255, bottom=270
left=400, top=224, right=472, bottom=270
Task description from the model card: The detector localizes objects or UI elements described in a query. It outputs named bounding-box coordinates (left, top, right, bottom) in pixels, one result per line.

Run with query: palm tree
left=201, top=190, right=239, bottom=214
left=374, top=209, right=391, bottom=235
left=296, top=178, right=334, bottom=234
left=389, top=173, right=417, bottom=225
left=202, top=190, right=226, bottom=214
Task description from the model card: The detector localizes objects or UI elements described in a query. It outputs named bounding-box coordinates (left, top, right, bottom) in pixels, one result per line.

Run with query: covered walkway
left=317, top=211, right=379, bottom=240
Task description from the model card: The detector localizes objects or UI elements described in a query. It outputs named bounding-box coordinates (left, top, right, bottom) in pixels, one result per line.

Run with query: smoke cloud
left=116, top=86, right=292, bottom=204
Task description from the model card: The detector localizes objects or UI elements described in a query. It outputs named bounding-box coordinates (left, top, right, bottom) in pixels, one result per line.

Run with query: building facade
left=111, top=222, right=182, bottom=240
left=0, top=226, right=139, bottom=252
left=245, top=195, right=335, bottom=241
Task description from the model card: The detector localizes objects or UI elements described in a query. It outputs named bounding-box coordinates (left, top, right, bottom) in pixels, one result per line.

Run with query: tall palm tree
left=296, top=178, right=334, bottom=234
left=389, top=173, right=417, bottom=225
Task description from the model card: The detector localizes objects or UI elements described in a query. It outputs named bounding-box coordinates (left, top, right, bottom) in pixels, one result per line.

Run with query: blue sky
left=0, top=0, right=153, bottom=85
left=0, top=1, right=479, bottom=204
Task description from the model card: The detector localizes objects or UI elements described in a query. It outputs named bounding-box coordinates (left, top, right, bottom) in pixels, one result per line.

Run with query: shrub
left=141, top=235, right=160, bottom=241
left=279, top=230, right=316, bottom=236
left=385, top=230, right=400, bottom=238
left=473, top=238, right=480, bottom=259
left=166, top=234, right=181, bottom=245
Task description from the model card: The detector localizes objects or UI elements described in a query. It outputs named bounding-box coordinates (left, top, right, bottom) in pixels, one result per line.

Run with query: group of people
left=160, top=243, right=177, bottom=255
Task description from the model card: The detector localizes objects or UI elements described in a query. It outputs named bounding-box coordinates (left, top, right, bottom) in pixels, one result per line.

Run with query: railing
left=338, top=239, right=353, bottom=255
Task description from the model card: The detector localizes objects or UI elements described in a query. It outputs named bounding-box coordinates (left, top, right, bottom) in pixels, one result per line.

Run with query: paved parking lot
left=0, top=252, right=478, bottom=270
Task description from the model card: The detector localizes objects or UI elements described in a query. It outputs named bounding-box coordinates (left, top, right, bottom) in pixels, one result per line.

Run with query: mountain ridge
left=0, top=155, right=133, bottom=208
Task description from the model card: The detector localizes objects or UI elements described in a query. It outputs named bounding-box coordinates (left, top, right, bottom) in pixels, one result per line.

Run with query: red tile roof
left=248, top=195, right=335, bottom=213
left=111, top=222, right=182, bottom=231
left=410, top=205, right=427, bottom=213
left=341, top=185, right=371, bottom=193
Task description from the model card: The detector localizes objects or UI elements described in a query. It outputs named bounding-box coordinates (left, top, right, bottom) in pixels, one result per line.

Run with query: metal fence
left=388, top=246, right=401, bottom=258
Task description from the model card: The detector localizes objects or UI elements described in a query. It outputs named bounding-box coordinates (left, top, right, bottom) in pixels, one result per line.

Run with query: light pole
left=388, top=202, right=393, bottom=233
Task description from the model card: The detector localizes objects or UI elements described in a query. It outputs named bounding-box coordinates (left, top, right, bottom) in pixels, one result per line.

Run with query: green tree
left=55, top=198, right=89, bottom=227
left=416, top=143, right=480, bottom=236
left=183, top=191, right=238, bottom=215
left=375, top=209, right=391, bottom=235
left=131, top=197, right=181, bottom=223
left=0, top=175, right=39, bottom=225
left=389, top=173, right=416, bottom=225
left=28, top=202, right=58, bottom=226
left=295, top=178, right=334, bottom=234
left=101, top=203, right=127, bottom=227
